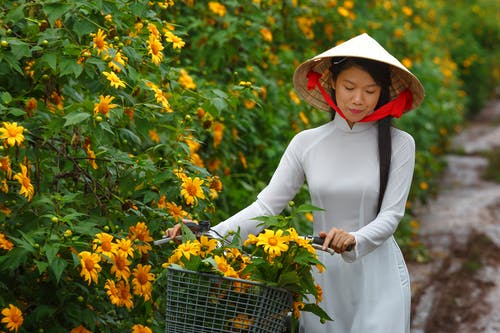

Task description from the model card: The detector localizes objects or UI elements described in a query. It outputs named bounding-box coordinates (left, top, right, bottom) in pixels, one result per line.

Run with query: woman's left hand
left=319, top=228, right=356, bottom=253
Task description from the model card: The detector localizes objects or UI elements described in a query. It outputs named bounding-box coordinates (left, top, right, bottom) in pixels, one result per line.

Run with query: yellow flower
left=180, top=176, right=205, bottom=205
left=112, top=238, right=135, bottom=258
left=165, top=201, right=188, bottom=221
left=214, top=255, right=238, bottom=277
left=165, top=31, right=185, bottom=49
left=175, top=240, right=200, bottom=261
left=260, top=28, right=273, bottom=42
left=145, top=81, right=171, bottom=111
left=149, top=129, right=160, bottom=143
left=1, top=304, right=23, bottom=332
left=110, top=251, right=131, bottom=280
left=132, top=264, right=155, bottom=301
left=243, top=233, right=259, bottom=246
left=212, top=122, right=224, bottom=148
left=0, top=232, right=14, bottom=251
left=128, top=222, right=153, bottom=255
left=105, top=279, right=134, bottom=309
left=13, top=163, right=34, bottom=201
left=178, top=69, right=196, bottom=90
left=293, top=301, right=305, bottom=319
left=289, top=90, right=301, bottom=105
left=93, top=232, right=114, bottom=258
left=103, top=71, right=126, bottom=89
left=92, top=29, right=109, bottom=55
left=315, top=283, right=323, bottom=304
left=256, top=229, right=289, bottom=257
left=0, top=122, right=25, bottom=147
left=402, top=5, right=413, bottom=16
left=208, top=2, right=226, bottom=16
left=108, top=50, right=128, bottom=72
left=229, top=314, right=252, bottom=330
left=299, top=111, right=309, bottom=126
left=199, top=235, right=218, bottom=257
left=78, top=251, right=102, bottom=285
left=70, top=325, right=92, bottom=333
left=147, top=36, right=164, bottom=65
left=0, top=156, right=12, bottom=179
left=208, top=176, right=223, bottom=200
left=93, top=95, right=118, bottom=117
left=401, top=57, right=413, bottom=69
left=131, top=324, right=153, bottom=333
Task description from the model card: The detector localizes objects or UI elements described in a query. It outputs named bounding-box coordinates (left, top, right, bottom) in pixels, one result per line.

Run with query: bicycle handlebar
left=154, top=232, right=353, bottom=256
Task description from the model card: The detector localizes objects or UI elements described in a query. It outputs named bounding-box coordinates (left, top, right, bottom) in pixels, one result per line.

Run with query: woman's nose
left=352, top=91, right=363, bottom=104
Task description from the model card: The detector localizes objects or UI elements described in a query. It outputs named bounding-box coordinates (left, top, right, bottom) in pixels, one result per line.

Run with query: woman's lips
left=349, top=108, right=363, bottom=114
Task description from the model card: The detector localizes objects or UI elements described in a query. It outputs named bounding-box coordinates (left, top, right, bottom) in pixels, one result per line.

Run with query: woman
left=167, top=33, right=424, bottom=332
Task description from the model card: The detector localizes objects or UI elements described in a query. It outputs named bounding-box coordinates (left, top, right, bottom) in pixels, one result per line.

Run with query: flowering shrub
left=0, top=0, right=497, bottom=332
left=162, top=204, right=331, bottom=330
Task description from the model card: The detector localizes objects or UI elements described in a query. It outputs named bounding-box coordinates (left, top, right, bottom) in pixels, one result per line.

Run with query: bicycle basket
left=165, top=266, right=293, bottom=333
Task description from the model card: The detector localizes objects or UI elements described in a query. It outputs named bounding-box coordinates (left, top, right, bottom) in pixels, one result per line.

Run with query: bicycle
left=155, top=220, right=350, bottom=333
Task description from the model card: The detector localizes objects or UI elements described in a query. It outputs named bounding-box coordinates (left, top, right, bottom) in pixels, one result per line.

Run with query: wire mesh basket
left=165, top=266, right=293, bottom=333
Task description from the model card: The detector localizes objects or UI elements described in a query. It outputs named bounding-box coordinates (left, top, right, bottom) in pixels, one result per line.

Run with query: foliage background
left=0, top=0, right=498, bottom=332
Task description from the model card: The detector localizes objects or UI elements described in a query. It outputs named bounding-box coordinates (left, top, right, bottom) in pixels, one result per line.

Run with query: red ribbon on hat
left=306, top=70, right=413, bottom=122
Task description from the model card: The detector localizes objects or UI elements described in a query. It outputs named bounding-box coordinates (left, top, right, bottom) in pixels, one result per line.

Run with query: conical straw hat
left=293, top=33, right=425, bottom=112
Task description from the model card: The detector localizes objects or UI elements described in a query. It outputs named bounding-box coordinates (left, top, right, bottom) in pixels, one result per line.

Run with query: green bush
left=0, top=0, right=497, bottom=331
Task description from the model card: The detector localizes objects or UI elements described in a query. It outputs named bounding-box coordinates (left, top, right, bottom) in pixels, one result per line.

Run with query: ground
left=408, top=98, right=500, bottom=333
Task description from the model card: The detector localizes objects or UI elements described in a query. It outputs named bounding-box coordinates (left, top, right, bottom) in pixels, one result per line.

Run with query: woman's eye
left=366, top=90, right=376, bottom=94
left=344, top=86, right=354, bottom=91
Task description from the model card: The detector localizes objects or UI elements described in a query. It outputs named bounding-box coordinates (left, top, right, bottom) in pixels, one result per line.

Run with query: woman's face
left=332, top=66, right=382, bottom=126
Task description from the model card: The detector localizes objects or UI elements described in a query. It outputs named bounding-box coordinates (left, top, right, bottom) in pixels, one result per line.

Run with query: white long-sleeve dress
left=212, top=115, right=414, bottom=333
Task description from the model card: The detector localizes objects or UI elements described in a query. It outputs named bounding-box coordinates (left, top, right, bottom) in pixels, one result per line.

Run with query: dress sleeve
left=211, top=135, right=306, bottom=240
left=342, top=133, right=415, bottom=262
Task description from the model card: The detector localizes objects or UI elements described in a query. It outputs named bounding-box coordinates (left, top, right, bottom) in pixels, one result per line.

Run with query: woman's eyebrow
left=342, top=79, right=379, bottom=87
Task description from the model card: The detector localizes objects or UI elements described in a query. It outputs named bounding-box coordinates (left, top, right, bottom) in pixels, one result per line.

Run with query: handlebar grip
left=312, top=236, right=354, bottom=252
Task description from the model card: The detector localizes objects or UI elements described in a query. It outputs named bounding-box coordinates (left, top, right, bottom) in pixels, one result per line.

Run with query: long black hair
left=329, top=57, right=392, bottom=213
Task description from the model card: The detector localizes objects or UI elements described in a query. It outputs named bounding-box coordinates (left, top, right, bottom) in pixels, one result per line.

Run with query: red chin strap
left=306, top=70, right=413, bottom=122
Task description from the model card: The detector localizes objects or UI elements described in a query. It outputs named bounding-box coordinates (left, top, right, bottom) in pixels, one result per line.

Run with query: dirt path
left=408, top=98, right=500, bottom=333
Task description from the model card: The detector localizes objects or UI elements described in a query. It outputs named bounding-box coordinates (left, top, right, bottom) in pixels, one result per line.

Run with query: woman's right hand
left=164, top=219, right=191, bottom=238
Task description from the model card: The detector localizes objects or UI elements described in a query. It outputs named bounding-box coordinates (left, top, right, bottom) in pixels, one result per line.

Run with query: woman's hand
left=164, top=219, right=191, bottom=238
left=319, top=228, right=356, bottom=253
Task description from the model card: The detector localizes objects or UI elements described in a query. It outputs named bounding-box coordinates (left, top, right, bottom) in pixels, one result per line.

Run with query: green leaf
left=42, top=2, right=73, bottom=26
left=0, top=248, right=30, bottom=271
left=181, top=223, right=196, bottom=242
left=50, top=257, right=67, bottom=283
left=64, top=112, right=90, bottom=126
left=41, top=53, right=58, bottom=71
left=0, top=91, right=12, bottom=104
left=302, top=303, right=333, bottom=322
left=34, top=259, right=49, bottom=274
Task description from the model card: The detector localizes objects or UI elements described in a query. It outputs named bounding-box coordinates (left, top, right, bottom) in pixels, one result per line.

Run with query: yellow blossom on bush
left=0, top=232, right=14, bottom=251
left=212, top=121, right=224, bottom=148
left=180, top=176, right=205, bottom=205
left=131, top=324, right=153, bottom=333
left=113, top=238, right=135, bottom=258
left=105, top=279, right=133, bottom=309
left=92, top=29, right=109, bottom=55
left=78, top=251, right=102, bottom=285
left=132, top=264, right=155, bottom=301
left=13, top=163, right=34, bottom=201
left=128, top=222, right=153, bottom=255
left=110, top=251, right=131, bottom=280
left=208, top=2, right=226, bottom=17
left=0, top=156, right=12, bottom=179
left=147, top=36, right=164, bottom=65
left=0, top=122, right=25, bottom=147
left=70, top=325, right=92, bottom=333
left=401, top=57, right=413, bottom=69
left=94, top=95, right=118, bottom=116
left=1, top=304, right=23, bottom=332
left=178, top=69, right=196, bottom=90
left=108, top=50, right=128, bottom=72
left=260, top=28, right=273, bottom=42
left=93, top=232, right=114, bottom=258
left=165, top=30, right=185, bottom=49
left=103, top=71, right=126, bottom=88
left=166, top=201, right=188, bottom=221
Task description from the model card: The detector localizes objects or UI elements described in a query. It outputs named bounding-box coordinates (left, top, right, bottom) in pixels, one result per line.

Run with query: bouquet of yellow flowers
left=161, top=204, right=332, bottom=332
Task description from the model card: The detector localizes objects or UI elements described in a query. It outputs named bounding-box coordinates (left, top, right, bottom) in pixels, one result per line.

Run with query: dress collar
left=332, top=115, right=376, bottom=133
